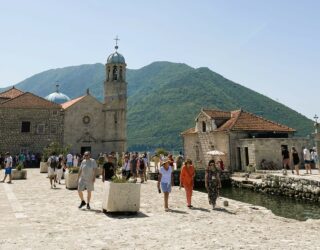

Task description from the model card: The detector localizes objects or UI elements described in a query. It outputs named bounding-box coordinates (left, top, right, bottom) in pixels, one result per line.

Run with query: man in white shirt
left=1, top=152, right=13, bottom=184
left=66, top=153, right=73, bottom=167
left=303, top=147, right=312, bottom=174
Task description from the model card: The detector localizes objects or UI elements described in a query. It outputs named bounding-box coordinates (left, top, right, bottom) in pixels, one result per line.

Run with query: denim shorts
left=5, top=167, right=12, bottom=175
left=161, top=182, right=171, bottom=193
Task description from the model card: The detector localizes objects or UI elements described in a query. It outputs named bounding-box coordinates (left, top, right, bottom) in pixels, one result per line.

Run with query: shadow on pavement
left=213, top=207, right=236, bottom=215
left=103, top=211, right=149, bottom=219
left=169, top=209, right=188, bottom=214
left=190, top=207, right=210, bottom=213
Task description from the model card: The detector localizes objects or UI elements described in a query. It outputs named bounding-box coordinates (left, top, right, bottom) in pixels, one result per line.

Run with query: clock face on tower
left=82, top=115, right=91, bottom=125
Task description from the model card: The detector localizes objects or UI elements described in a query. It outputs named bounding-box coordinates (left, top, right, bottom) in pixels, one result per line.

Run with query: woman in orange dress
left=179, top=159, right=195, bottom=208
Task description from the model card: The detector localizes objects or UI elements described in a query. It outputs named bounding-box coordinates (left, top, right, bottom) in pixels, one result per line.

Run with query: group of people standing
left=158, top=157, right=222, bottom=211
left=282, top=146, right=319, bottom=175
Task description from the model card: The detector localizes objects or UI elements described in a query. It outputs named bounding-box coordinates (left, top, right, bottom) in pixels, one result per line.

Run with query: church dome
left=45, top=85, right=71, bottom=104
left=107, top=51, right=126, bottom=64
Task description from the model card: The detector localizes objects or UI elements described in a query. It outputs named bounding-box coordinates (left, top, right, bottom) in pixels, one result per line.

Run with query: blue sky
left=0, top=0, right=319, bottom=119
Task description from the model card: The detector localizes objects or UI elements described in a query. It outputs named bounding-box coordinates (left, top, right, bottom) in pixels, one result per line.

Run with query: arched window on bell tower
left=119, top=66, right=123, bottom=81
left=113, top=66, right=118, bottom=81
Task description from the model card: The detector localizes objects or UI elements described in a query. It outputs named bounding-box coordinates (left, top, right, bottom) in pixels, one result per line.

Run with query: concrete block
left=12, top=169, right=27, bottom=180
left=65, top=172, right=78, bottom=190
left=102, top=181, right=141, bottom=212
left=40, top=162, right=48, bottom=173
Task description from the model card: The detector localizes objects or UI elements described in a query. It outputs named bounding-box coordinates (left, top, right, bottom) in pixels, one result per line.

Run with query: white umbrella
left=207, top=150, right=225, bottom=156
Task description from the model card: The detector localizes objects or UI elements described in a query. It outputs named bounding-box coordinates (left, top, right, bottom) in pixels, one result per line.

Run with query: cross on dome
left=114, top=35, right=120, bottom=50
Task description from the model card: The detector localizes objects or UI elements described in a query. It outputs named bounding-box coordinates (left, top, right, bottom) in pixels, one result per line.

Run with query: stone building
left=182, top=108, right=309, bottom=171
left=0, top=44, right=127, bottom=157
left=0, top=88, right=64, bottom=154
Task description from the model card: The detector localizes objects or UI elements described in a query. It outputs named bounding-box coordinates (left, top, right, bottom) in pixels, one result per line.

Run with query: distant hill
left=3, top=61, right=313, bottom=151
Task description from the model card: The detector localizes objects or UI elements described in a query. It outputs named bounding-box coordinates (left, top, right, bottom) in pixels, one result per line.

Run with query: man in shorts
left=66, top=152, right=73, bottom=167
left=1, top=152, right=13, bottom=184
left=48, top=152, right=58, bottom=188
left=78, top=151, right=97, bottom=209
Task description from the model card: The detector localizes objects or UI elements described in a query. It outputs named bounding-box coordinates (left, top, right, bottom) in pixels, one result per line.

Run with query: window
left=113, top=66, right=118, bottom=80
left=52, top=110, right=58, bottom=116
left=83, top=116, right=91, bottom=125
left=37, top=124, right=45, bottom=134
left=202, top=121, right=206, bottom=132
left=245, top=147, right=249, bottom=166
left=114, top=112, right=118, bottom=124
left=51, top=124, right=57, bottom=134
left=21, top=121, right=31, bottom=133
left=195, top=145, right=200, bottom=161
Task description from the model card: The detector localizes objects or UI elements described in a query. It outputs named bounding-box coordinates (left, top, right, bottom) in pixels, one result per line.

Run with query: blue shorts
left=161, top=182, right=172, bottom=193
left=67, top=162, right=73, bottom=167
left=5, top=167, right=12, bottom=175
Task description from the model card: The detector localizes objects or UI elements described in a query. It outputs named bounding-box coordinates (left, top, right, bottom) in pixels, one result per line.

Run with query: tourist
left=291, top=147, right=300, bottom=175
left=138, top=155, right=145, bottom=183
left=19, top=152, right=25, bottom=167
left=281, top=146, right=290, bottom=175
left=310, top=148, right=316, bottom=170
left=0, top=152, right=13, bottom=184
left=66, top=152, right=73, bottom=167
left=73, top=154, right=79, bottom=167
left=143, top=152, right=149, bottom=182
left=102, top=155, right=115, bottom=182
left=157, top=158, right=174, bottom=212
left=56, top=155, right=64, bottom=184
left=179, top=159, right=195, bottom=208
left=130, top=153, right=138, bottom=182
left=176, top=152, right=184, bottom=170
left=205, top=159, right=221, bottom=209
left=78, top=152, right=97, bottom=209
left=48, top=152, right=59, bottom=188
left=168, top=154, right=174, bottom=169
left=31, top=153, right=36, bottom=167
left=0, top=154, right=4, bottom=170
left=218, top=158, right=225, bottom=171
left=152, top=154, right=160, bottom=172
left=121, top=155, right=131, bottom=180
left=303, top=147, right=311, bottom=174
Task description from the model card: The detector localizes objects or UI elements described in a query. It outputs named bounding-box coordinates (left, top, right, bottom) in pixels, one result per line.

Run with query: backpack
left=50, top=156, right=58, bottom=169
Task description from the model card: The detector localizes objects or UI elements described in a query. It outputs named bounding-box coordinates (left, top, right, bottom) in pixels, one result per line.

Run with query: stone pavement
left=0, top=169, right=320, bottom=250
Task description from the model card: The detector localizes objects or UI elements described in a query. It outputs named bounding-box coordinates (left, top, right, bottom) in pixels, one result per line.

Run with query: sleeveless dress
left=206, top=165, right=221, bottom=207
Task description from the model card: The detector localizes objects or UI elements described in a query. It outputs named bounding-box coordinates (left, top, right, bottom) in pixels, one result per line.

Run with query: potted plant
left=40, top=156, right=49, bottom=173
left=102, top=175, right=141, bottom=213
left=65, top=167, right=79, bottom=190
left=12, top=163, right=27, bottom=180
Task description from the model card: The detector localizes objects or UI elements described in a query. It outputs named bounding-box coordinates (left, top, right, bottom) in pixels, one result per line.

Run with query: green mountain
left=4, top=61, right=313, bottom=150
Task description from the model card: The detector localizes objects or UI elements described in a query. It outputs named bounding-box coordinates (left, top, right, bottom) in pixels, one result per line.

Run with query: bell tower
left=103, top=36, right=127, bottom=153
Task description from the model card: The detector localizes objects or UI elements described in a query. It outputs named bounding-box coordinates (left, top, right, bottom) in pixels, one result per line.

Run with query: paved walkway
left=0, top=169, right=320, bottom=250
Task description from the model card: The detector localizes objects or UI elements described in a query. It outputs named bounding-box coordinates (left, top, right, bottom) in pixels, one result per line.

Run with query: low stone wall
left=232, top=174, right=320, bottom=203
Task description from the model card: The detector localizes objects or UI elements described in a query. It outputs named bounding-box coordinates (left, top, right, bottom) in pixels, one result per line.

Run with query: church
left=0, top=44, right=127, bottom=157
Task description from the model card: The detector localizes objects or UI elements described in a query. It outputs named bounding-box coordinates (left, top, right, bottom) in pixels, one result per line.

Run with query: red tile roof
left=183, top=109, right=295, bottom=135
left=0, top=92, right=61, bottom=109
left=202, top=109, right=231, bottom=119
left=61, top=95, right=86, bottom=109
left=217, top=109, right=295, bottom=132
left=0, top=87, right=24, bottom=99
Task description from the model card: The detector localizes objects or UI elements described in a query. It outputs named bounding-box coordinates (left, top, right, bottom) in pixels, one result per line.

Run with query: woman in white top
left=157, top=158, right=174, bottom=212
left=73, top=154, right=79, bottom=167
left=122, top=155, right=131, bottom=180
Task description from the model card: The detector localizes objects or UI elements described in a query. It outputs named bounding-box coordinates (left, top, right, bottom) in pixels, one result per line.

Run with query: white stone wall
left=237, top=138, right=310, bottom=170
left=63, top=95, right=105, bottom=157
